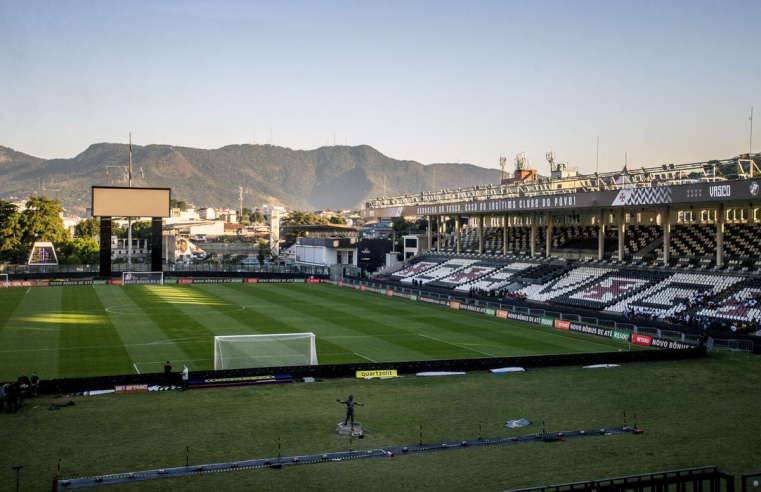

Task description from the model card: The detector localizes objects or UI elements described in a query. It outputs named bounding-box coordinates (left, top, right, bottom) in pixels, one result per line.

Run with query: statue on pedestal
left=336, top=394, right=363, bottom=429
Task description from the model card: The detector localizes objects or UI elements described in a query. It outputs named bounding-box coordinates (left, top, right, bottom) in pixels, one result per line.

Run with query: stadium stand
left=401, top=258, right=479, bottom=284
left=454, top=262, right=535, bottom=293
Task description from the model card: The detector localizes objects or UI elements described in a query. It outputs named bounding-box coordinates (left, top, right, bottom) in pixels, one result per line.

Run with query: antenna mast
left=127, top=132, right=134, bottom=269
left=499, top=155, right=506, bottom=182
left=751, top=107, right=754, bottom=154
left=596, top=135, right=599, bottom=174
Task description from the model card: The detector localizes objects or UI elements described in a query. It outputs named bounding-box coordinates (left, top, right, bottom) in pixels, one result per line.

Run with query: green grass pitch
left=0, top=283, right=632, bottom=380
left=1, top=283, right=759, bottom=491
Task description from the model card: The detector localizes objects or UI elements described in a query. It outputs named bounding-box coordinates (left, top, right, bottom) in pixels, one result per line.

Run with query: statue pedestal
left=337, top=422, right=363, bottom=436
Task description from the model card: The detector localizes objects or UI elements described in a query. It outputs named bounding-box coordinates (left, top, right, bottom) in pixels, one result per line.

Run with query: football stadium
left=2, top=153, right=761, bottom=491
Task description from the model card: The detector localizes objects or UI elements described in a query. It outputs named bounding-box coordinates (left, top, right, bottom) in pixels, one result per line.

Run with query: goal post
left=214, top=333, right=318, bottom=370
left=122, top=271, right=164, bottom=285
left=0, top=273, right=7, bottom=288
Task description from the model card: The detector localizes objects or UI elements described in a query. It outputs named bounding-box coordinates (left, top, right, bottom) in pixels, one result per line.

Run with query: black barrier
left=30, top=346, right=706, bottom=395
left=507, top=466, right=734, bottom=492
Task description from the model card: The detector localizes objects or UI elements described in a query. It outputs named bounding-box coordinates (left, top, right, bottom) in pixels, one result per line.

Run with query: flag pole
left=127, top=133, right=133, bottom=269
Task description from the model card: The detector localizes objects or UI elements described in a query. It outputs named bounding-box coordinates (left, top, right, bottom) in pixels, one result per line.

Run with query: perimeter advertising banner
left=356, top=369, right=398, bottom=379
left=2, top=280, right=50, bottom=288
left=48, top=280, right=93, bottom=286
left=419, top=296, right=449, bottom=306
left=612, top=330, right=631, bottom=342
left=114, top=384, right=149, bottom=394
left=458, top=304, right=489, bottom=314
left=631, top=334, right=653, bottom=346
left=567, top=323, right=613, bottom=338
left=507, top=312, right=543, bottom=324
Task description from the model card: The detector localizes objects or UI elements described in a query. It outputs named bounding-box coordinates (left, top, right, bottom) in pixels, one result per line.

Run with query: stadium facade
left=360, top=153, right=761, bottom=338
left=362, top=153, right=761, bottom=269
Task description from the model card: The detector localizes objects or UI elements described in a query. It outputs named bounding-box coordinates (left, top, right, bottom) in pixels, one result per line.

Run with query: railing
left=0, top=263, right=330, bottom=276
left=505, top=466, right=734, bottom=492
left=708, top=338, right=755, bottom=353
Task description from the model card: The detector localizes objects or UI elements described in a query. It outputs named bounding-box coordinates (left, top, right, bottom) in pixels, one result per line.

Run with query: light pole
left=12, top=464, right=21, bottom=492
left=105, top=134, right=136, bottom=269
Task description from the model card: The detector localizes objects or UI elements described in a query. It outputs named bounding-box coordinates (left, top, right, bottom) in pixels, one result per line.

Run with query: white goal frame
left=0, top=273, right=8, bottom=288
left=121, top=271, right=164, bottom=285
left=214, top=333, right=318, bottom=370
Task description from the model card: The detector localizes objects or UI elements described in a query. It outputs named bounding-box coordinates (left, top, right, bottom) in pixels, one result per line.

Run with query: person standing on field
left=164, top=361, right=172, bottom=386
left=181, top=365, right=189, bottom=391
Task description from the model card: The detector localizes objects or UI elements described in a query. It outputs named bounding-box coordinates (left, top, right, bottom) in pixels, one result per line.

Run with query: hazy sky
left=1, top=0, right=759, bottom=175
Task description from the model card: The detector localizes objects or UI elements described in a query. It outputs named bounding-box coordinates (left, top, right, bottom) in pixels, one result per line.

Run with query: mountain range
left=0, top=143, right=501, bottom=216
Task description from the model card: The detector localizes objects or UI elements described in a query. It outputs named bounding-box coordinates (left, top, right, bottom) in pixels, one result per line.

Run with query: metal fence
left=742, top=472, right=761, bottom=492
left=708, top=338, right=755, bottom=353
left=506, top=466, right=734, bottom=492
left=0, top=262, right=329, bottom=276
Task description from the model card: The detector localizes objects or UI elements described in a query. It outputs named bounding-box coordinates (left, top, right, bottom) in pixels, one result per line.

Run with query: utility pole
left=127, top=133, right=134, bottom=269
left=239, top=187, right=244, bottom=223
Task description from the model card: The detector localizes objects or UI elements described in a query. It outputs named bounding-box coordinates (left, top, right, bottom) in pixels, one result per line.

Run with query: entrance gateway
left=91, top=186, right=171, bottom=277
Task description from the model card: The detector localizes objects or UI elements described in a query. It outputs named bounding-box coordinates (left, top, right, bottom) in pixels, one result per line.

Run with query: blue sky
left=1, top=0, right=759, bottom=175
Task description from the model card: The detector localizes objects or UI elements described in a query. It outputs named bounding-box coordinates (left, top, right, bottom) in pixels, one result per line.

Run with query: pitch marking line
left=133, top=363, right=141, bottom=374
left=353, top=352, right=377, bottom=363
left=418, top=334, right=497, bottom=357
left=399, top=298, right=625, bottom=352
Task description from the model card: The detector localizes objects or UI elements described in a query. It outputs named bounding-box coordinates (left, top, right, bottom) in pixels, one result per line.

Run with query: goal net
left=122, top=271, right=164, bottom=285
left=0, top=274, right=7, bottom=288
left=214, top=333, right=318, bottom=370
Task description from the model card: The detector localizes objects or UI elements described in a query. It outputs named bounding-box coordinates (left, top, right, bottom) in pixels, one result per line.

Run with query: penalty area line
left=133, top=363, right=140, bottom=374
left=353, top=352, right=377, bottom=363
left=418, top=334, right=497, bottom=358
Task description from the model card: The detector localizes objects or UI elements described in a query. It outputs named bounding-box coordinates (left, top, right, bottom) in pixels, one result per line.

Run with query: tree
left=282, top=211, right=329, bottom=226
left=257, top=239, right=271, bottom=265
left=113, top=221, right=151, bottom=239
left=75, top=217, right=100, bottom=238
left=66, top=254, right=82, bottom=265
left=170, top=198, right=188, bottom=211
left=131, top=221, right=153, bottom=239
left=391, top=217, right=421, bottom=251
left=240, top=208, right=253, bottom=225
left=19, top=196, right=69, bottom=249
left=0, top=200, right=23, bottom=261
left=329, top=216, right=347, bottom=225
left=250, top=211, right=265, bottom=224
left=73, top=237, right=100, bottom=264
left=282, top=210, right=329, bottom=243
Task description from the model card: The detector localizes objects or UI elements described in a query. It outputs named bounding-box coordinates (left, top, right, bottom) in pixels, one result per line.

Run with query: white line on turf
left=353, top=352, right=377, bottom=363
left=133, top=363, right=140, bottom=374
left=407, top=299, right=624, bottom=352
left=418, top=334, right=497, bottom=357
left=322, top=334, right=418, bottom=339
left=26, top=288, right=30, bottom=294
